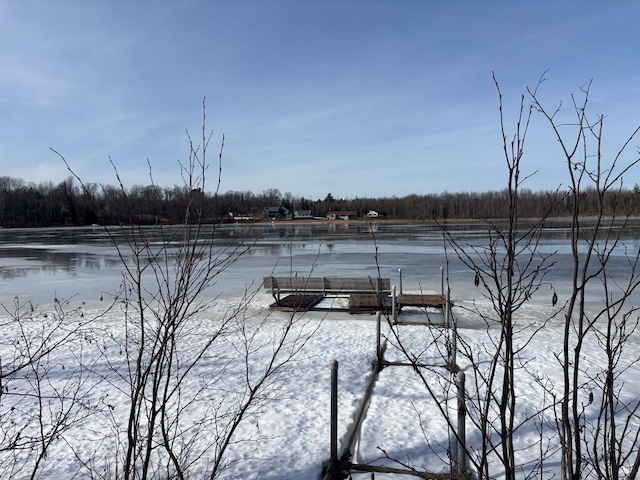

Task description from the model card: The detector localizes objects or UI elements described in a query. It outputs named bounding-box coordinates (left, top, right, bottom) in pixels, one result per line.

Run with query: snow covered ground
left=2, top=224, right=640, bottom=479
left=3, top=289, right=639, bottom=479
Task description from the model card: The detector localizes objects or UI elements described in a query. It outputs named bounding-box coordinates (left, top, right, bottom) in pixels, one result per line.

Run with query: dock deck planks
left=269, top=294, right=324, bottom=312
left=348, top=294, right=392, bottom=314
left=397, top=293, right=446, bottom=309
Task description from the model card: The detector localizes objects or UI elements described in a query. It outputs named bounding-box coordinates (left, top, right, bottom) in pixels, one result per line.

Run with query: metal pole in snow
left=441, top=266, right=444, bottom=297
left=398, top=267, right=403, bottom=295
left=376, top=311, right=382, bottom=363
left=456, top=371, right=466, bottom=479
left=330, top=360, right=338, bottom=469
left=448, top=287, right=456, bottom=371
left=392, top=285, right=397, bottom=324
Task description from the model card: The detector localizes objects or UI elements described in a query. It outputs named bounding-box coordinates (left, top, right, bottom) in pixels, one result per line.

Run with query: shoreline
left=2, top=216, right=639, bottom=232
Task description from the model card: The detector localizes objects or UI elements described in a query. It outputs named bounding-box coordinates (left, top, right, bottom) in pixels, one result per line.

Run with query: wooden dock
left=349, top=294, right=392, bottom=314
left=264, top=276, right=392, bottom=313
left=264, top=276, right=449, bottom=317
left=397, top=293, right=446, bottom=309
left=269, top=294, right=324, bottom=312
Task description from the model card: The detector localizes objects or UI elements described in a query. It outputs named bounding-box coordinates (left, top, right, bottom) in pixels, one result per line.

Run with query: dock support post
left=441, top=266, right=444, bottom=297
left=456, top=371, right=467, bottom=479
left=330, top=360, right=338, bottom=472
left=376, top=311, right=382, bottom=363
left=398, top=268, right=403, bottom=295
left=392, top=285, right=397, bottom=324
left=448, top=287, right=457, bottom=371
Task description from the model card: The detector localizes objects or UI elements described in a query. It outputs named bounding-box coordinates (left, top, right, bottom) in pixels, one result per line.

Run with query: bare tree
left=434, top=73, right=561, bottom=479
left=376, top=74, right=640, bottom=480
left=529, top=78, right=640, bottom=480
left=54, top=99, right=317, bottom=479
left=440, top=76, right=640, bottom=480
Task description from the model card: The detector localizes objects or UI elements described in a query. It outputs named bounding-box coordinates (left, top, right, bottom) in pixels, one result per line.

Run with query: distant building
left=293, top=209, right=313, bottom=219
left=327, top=210, right=357, bottom=220
left=366, top=210, right=379, bottom=218
left=263, top=206, right=291, bottom=220
left=263, top=207, right=281, bottom=219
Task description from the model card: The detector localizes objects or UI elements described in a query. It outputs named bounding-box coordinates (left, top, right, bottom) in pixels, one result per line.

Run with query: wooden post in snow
left=398, top=267, right=403, bottom=295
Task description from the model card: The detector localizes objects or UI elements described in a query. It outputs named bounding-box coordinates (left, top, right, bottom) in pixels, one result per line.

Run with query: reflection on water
left=0, top=247, right=123, bottom=279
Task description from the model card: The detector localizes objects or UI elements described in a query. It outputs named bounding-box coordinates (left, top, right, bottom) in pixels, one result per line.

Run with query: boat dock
left=263, top=274, right=449, bottom=321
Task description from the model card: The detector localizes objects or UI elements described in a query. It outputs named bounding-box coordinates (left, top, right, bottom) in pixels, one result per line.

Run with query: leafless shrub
left=49, top=99, right=319, bottom=479
left=0, top=296, right=106, bottom=479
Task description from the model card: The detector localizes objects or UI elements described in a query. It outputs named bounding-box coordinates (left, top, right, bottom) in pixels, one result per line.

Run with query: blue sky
left=1, top=1, right=639, bottom=200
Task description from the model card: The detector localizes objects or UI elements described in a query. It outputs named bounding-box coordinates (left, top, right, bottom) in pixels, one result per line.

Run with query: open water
left=2, top=220, right=640, bottom=310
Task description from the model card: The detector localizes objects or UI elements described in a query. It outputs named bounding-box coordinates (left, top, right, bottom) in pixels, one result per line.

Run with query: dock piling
left=392, top=285, right=397, bottom=323
left=330, top=360, right=338, bottom=469
left=376, top=311, right=382, bottom=363
left=456, top=370, right=467, bottom=479
left=448, top=287, right=457, bottom=370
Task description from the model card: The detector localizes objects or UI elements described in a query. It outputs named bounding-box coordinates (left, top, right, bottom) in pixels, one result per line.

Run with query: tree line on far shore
left=1, top=175, right=640, bottom=228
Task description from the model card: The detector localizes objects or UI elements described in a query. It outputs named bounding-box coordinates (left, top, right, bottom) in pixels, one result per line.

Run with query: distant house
left=293, top=209, right=313, bottom=219
left=366, top=210, right=379, bottom=218
left=262, top=206, right=290, bottom=220
left=327, top=210, right=357, bottom=220
left=262, top=207, right=276, bottom=220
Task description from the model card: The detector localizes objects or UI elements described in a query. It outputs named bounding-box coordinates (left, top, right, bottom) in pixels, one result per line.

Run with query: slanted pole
left=456, top=371, right=467, bottom=479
